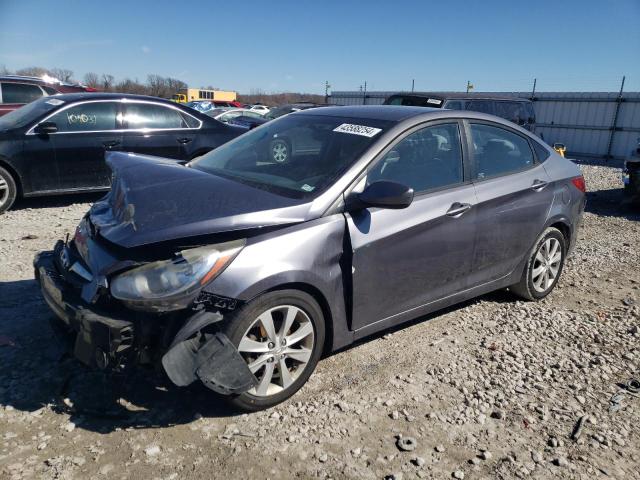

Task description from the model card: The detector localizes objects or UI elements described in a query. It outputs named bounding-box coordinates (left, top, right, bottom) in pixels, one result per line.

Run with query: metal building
left=329, top=91, right=640, bottom=159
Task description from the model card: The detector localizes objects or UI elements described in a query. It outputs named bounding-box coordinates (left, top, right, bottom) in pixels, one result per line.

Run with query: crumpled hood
left=90, top=151, right=311, bottom=248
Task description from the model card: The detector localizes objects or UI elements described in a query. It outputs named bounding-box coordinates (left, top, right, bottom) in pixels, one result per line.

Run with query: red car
left=0, top=76, right=97, bottom=116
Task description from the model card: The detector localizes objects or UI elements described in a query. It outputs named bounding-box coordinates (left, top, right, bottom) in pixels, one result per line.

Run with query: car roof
left=294, top=105, right=535, bottom=133
left=388, top=92, right=532, bottom=102
left=40, top=92, right=179, bottom=104
left=296, top=105, right=441, bottom=121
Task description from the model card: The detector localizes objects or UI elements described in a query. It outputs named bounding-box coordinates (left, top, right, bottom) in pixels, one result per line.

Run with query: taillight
left=571, top=176, right=586, bottom=193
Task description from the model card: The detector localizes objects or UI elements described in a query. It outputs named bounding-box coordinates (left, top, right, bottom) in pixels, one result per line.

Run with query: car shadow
left=585, top=188, right=640, bottom=221
left=12, top=192, right=106, bottom=211
left=0, top=278, right=240, bottom=434
left=331, top=288, right=516, bottom=356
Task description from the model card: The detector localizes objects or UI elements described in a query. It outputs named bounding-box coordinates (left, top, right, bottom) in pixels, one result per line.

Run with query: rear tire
left=220, top=290, right=325, bottom=411
left=0, top=166, right=17, bottom=214
left=510, top=227, right=566, bottom=301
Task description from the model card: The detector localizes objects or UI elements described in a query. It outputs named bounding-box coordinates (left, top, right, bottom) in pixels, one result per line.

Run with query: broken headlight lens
left=110, top=239, right=245, bottom=310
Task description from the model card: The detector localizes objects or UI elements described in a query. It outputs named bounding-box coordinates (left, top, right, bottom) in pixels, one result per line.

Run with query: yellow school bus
left=172, top=88, right=237, bottom=103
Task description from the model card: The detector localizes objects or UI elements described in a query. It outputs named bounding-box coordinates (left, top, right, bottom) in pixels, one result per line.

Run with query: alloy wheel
left=0, top=176, right=8, bottom=207
left=237, top=305, right=315, bottom=397
left=531, top=237, right=562, bottom=293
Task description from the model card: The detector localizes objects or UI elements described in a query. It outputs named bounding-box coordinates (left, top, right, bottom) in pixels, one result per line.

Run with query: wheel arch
left=0, top=157, right=23, bottom=196
left=257, top=282, right=336, bottom=356
left=545, top=215, right=572, bottom=245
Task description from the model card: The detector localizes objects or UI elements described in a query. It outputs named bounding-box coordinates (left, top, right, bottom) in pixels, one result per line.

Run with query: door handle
left=102, top=140, right=120, bottom=149
left=446, top=202, right=472, bottom=217
left=177, top=137, right=192, bottom=144
left=531, top=179, right=548, bottom=191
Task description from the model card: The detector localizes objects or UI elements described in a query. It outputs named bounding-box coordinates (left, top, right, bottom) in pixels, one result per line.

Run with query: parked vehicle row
left=34, top=105, right=585, bottom=410
left=0, top=93, right=244, bottom=212
left=205, top=108, right=268, bottom=129
left=0, top=75, right=97, bottom=117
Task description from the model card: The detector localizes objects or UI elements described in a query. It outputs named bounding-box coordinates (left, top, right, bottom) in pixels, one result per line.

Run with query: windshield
left=0, top=97, right=62, bottom=130
left=190, top=113, right=393, bottom=199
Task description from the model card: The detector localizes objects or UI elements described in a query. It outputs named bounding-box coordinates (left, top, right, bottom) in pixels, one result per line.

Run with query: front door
left=120, top=102, right=195, bottom=159
left=347, top=122, right=477, bottom=331
left=466, top=121, right=554, bottom=285
left=46, top=100, right=121, bottom=190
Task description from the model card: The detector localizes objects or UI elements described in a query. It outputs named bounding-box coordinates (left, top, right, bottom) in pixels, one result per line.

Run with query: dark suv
left=384, top=93, right=536, bottom=131
left=0, top=75, right=97, bottom=117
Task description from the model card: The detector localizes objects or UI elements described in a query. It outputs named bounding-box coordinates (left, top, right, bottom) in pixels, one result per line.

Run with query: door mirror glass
left=352, top=180, right=414, bottom=210
left=33, top=121, right=58, bottom=135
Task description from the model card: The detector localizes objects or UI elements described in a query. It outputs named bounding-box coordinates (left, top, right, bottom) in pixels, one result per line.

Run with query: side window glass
left=181, top=112, right=200, bottom=128
left=368, top=123, right=463, bottom=193
left=124, top=103, right=187, bottom=129
left=48, top=102, right=118, bottom=132
left=2, top=83, right=44, bottom=103
left=470, top=123, right=534, bottom=179
left=533, top=141, right=550, bottom=162
left=444, top=100, right=462, bottom=110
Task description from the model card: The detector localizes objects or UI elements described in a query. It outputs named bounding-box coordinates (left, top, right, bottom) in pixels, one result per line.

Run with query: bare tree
left=101, top=74, right=114, bottom=91
left=15, top=66, right=49, bottom=77
left=0, top=65, right=11, bottom=75
left=83, top=72, right=100, bottom=89
left=49, top=68, right=74, bottom=83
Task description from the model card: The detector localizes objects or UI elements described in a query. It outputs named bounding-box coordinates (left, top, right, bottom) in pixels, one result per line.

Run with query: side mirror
left=34, top=121, right=58, bottom=135
left=350, top=180, right=414, bottom=210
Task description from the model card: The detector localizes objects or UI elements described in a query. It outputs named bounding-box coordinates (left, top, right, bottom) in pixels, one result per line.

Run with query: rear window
left=385, top=95, right=444, bottom=107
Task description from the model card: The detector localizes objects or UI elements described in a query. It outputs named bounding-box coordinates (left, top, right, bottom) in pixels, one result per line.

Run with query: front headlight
left=110, top=239, right=245, bottom=311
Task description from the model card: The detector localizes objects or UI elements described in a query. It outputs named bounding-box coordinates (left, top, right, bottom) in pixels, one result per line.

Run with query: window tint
left=444, top=100, right=463, bottom=110
left=181, top=112, right=200, bottom=128
left=48, top=102, right=118, bottom=132
left=470, top=123, right=534, bottom=179
left=2, top=83, right=44, bottom=104
left=533, top=141, right=550, bottom=162
left=124, top=103, right=187, bottom=129
left=42, top=86, right=59, bottom=95
left=462, top=100, right=494, bottom=115
left=494, top=102, right=527, bottom=125
left=386, top=95, right=443, bottom=107
left=368, top=123, right=463, bottom=193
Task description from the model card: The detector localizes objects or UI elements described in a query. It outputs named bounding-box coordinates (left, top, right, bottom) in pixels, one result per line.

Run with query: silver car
left=35, top=106, right=585, bottom=411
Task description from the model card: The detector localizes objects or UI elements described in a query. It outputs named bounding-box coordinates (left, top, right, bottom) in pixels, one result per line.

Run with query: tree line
left=1, top=65, right=326, bottom=105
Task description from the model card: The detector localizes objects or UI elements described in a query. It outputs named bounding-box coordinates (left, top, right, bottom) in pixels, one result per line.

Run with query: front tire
left=221, top=290, right=325, bottom=411
left=0, top=166, right=17, bottom=214
left=510, top=227, right=566, bottom=301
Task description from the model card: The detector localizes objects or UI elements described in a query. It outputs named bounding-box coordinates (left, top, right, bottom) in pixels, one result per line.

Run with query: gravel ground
left=1, top=160, right=639, bottom=480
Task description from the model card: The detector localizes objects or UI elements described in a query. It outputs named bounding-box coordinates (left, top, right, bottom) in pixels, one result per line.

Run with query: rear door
left=347, top=121, right=477, bottom=331
left=46, top=100, right=122, bottom=190
left=120, top=101, right=200, bottom=159
left=466, top=121, right=553, bottom=286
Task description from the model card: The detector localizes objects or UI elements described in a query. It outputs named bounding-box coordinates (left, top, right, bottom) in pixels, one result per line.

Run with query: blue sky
left=0, top=0, right=638, bottom=93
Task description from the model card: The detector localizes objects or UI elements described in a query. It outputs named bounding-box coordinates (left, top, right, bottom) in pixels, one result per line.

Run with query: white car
left=249, top=105, right=270, bottom=116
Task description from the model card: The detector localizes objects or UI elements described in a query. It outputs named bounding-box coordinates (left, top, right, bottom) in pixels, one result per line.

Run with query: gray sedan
left=35, top=106, right=585, bottom=411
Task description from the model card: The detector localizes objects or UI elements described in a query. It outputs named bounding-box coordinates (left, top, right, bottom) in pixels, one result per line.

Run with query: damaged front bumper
left=34, top=243, right=257, bottom=395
